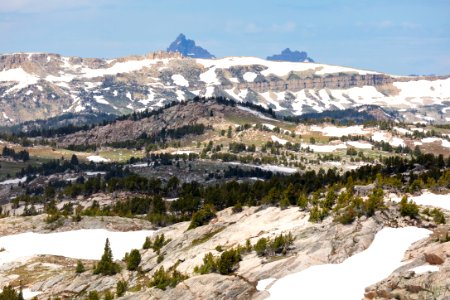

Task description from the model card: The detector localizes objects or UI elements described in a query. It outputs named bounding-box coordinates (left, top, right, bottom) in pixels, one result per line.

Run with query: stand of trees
left=1, top=146, right=29, bottom=161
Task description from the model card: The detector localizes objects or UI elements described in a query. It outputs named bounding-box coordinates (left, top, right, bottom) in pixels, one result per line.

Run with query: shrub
left=399, top=196, right=419, bottom=218
left=194, top=252, right=217, bottom=274
left=76, top=260, right=85, bottom=274
left=431, top=208, right=446, bottom=224
left=364, top=188, right=385, bottom=217
left=194, top=249, right=241, bottom=275
left=232, top=202, right=243, bottom=213
left=309, top=206, right=327, bottom=223
left=103, top=290, right=114, bottom=300
left=218, top=249, right=241, bottom=275
left=334, top=206, right=357, bottom=225
left=188, top=206, right=216, bottom=230
left=116, top=280, right=128, bottom=297
left=253, top=233, right=295, bottom=257
left=149, top=266, right=188, bottom=290
left=86, top=291, right=99, bottom=300
left=125, top=249, right=141, bottom=271
left=270, top=233, right=294, bottom=255
left=157, top=254, right=164, bottom=263
left=297, top=193, right=308, bottom=210
left=254, top=237, right=268, bottom=256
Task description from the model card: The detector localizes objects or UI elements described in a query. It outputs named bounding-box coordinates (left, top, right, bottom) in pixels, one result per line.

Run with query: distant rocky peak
left=267, top=48, right=314, bottom=63
left=167, top=33, right=215, bottom=59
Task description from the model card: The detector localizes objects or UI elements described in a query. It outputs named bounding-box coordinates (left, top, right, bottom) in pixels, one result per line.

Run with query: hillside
left=0, top=52, right=449, bottom=126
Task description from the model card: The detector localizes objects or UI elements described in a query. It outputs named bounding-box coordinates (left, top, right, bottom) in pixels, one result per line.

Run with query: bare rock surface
left=0, top=204, right=446, bottom=299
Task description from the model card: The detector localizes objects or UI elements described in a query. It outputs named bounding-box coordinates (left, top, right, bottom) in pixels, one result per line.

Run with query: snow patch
left=410, top=264, right=439, bottom=274
left=172, top=74, right=189, bottom=87
left=267, top=227, right=431, bottom=300
left=310, top=125, right=367, bottom=137
left=22, top=289, right=41, bottom=300
left=347, top=141, right=373, bottom=149
left=303, top=144, right=347, bottom=153
left=227, top=162, right=297, bottom=174
left=271, top=135, right=288, bottom=145
left=93, top=95, right=109, bottom=105
left=0, top=177, right=27, bottom=186
left=0, top=229, right=155, bottom=266
left=0, top=68, right=39, bottom=93
left=257, top=278, right=276, bottom=291
left=236, top=106, right=276, bottom=121
left=408, top=192, right=450, bottom=211
left=86, top=155, right=110, bottom=163
left=243, top=72, right=257, bottom=82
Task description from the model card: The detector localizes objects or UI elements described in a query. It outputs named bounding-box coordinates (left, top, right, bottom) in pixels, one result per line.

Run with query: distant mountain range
left=167, top=34, right=215, bottom=59
left=0, top=45, right=449, bottom=126
left=267, top=48, right=314, bottom=63
left=167, top=34, right=314, bottom=63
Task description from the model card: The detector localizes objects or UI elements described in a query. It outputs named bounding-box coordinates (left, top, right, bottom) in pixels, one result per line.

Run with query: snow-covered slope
left=0, top=51, right=449, bottom=126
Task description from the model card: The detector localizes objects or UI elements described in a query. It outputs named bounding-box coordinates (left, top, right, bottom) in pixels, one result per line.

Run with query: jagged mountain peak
left=267, top=48, right=314, bottom=63
left=167, top=33, right=215, bottom=59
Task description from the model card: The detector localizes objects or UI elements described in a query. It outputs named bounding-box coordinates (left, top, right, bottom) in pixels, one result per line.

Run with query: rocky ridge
left=0, top=51, right=449, bottom=126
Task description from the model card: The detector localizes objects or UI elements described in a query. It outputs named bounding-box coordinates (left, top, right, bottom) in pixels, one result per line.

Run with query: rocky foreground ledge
left=0, top=201, right=448, bottom=299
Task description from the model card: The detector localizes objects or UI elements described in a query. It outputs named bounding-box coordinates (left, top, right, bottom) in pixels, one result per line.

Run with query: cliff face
left=232, top=74, right=395, bottom=92
left=0, top=51, right=449, bottom=126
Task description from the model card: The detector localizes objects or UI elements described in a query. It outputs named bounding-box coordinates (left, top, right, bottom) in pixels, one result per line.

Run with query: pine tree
left=70, top=154, right=79, bottom=165
left=93, top=238, right=120, bottom=276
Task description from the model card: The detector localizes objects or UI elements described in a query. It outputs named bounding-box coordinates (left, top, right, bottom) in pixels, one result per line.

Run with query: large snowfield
left=0, top=229, right=155, bottom=266
left=265, top=227, right=432, bottom=300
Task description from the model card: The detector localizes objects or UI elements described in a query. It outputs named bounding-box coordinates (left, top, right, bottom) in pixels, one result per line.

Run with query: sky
left=0, top=0, right=449, bottom=75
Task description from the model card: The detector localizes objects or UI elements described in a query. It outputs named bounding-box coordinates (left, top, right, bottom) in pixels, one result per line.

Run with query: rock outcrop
left=364, top=225, right=450, bottom=300
left=1, top=201, right=441, bottom=299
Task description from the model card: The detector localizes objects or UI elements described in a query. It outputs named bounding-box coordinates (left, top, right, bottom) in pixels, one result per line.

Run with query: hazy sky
left=1, top=0, right=449, bottom=75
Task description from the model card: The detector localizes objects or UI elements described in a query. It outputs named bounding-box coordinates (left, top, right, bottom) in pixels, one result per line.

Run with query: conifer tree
left=93, top=238, right=120, bottom=276
left=126, top=249, right=141, bottom=271
left=76, top=260, right=85, bottom=273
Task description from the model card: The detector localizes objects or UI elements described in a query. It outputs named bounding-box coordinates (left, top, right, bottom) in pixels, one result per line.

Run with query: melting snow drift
left=0, top=229, right=154, bottom=265
left=265, top=227, right=431, bottom=300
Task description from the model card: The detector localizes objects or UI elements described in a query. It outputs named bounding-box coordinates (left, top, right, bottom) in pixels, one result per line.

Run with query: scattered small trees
left=423, top=207, right=446, bottom=224
left=149, top=266, right=188, bottom=290
left=253, top=233, right=294, bottom=257
left=194, top=248, right=241, bottom=275
left=0, top=285, right=24, bottom=300
left=143, top=233, right=170, bottom=254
